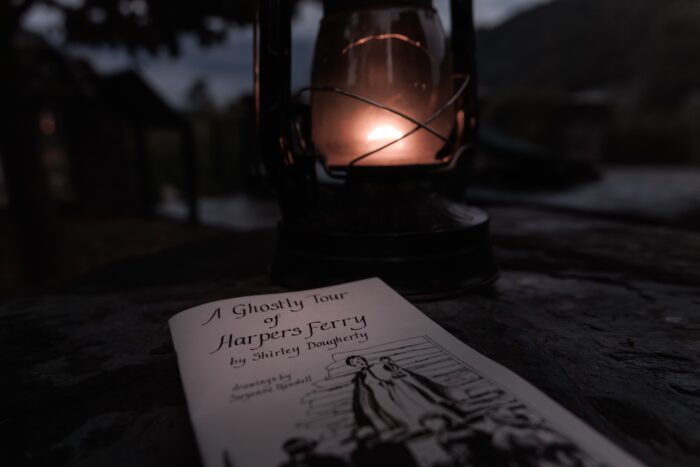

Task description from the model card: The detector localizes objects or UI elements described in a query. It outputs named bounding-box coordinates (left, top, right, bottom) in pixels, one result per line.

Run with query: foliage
left=477, top=0, right=700, bottom=105
left=4, top=0, right=260, bottom=55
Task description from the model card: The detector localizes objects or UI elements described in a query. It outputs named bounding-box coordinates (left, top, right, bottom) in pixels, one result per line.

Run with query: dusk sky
left=24, top=0, right=553, bottom=108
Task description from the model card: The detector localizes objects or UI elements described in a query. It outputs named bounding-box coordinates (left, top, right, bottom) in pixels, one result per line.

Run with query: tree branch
left=13, top=0, right=39, bottom=20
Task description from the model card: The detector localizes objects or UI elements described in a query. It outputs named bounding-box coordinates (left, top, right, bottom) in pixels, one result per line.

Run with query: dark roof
left=14, top=32, right=183, bottom=128
left=101, top=70, right=184, bottom=128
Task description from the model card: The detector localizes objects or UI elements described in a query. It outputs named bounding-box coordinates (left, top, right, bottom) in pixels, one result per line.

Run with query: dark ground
left=0, top=212, right=220, bottom=301
left=1, top=169, right=699, bottom=466
left=1, top=227, right=699, bottom=466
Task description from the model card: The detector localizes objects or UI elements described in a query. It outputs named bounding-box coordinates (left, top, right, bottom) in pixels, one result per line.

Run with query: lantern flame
left=367, top=125, right=403, bottom=142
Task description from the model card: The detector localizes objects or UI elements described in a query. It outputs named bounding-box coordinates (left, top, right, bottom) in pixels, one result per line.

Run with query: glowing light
left=39, top=111, right=56, bottom=136
left=342, top=34, right=425, bottom=55
left=367, top=125, right=403, bottom=142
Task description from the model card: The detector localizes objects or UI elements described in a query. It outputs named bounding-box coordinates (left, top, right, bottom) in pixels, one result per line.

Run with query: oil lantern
left=257, top=0, right=498, bottom=298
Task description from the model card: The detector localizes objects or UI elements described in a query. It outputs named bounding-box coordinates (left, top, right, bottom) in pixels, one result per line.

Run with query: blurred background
left=2, top=0, right=700, bottom=298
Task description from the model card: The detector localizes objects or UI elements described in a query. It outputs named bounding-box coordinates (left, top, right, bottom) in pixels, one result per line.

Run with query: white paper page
left=169, top=278, right=646, bottom=467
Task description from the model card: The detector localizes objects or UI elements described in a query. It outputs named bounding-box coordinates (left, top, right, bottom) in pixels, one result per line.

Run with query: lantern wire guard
left=293, top=75, right=470, bottom=176
left=258, top=0, right=499, bottom=299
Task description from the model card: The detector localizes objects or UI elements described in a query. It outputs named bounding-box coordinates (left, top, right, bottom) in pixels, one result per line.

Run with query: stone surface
left=2, top=204, right=699, bottom=467
left=472, top=167, right=700, bottom=230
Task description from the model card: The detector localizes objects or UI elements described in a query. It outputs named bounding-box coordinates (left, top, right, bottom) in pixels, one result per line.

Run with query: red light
left=39, top=111, right=56, bottom=136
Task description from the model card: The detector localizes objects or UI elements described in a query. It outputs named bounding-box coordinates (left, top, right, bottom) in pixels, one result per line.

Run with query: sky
left=24, top=0, right=553, bottom=108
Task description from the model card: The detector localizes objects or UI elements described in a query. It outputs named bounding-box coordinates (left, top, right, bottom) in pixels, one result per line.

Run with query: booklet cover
left=169, top=278, right=645, bottom=467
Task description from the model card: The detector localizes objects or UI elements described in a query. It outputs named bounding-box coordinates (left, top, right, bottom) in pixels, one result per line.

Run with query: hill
left=476, top=0, right=700, bottom=106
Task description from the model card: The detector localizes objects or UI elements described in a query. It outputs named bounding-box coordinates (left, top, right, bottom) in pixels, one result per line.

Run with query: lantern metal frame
left=256, top=0, right=498, bottom=299
left=294, top=74, right=469, bottom=177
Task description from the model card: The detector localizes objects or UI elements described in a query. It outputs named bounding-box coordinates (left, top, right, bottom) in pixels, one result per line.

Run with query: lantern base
left=270, top=196, right=498, bottom=300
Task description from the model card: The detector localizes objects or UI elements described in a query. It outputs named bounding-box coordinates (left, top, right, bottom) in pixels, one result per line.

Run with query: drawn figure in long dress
left=347, top=355, right=465, bottom=436
left=295, top=337, right=607, bottom=467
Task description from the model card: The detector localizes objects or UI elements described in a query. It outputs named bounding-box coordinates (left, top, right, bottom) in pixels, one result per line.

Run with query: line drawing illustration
left=279, top=336, right=606, bottom=467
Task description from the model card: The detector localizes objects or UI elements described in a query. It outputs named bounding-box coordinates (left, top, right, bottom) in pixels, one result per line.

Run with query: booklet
left=169, top=278, right=645, bottom=467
